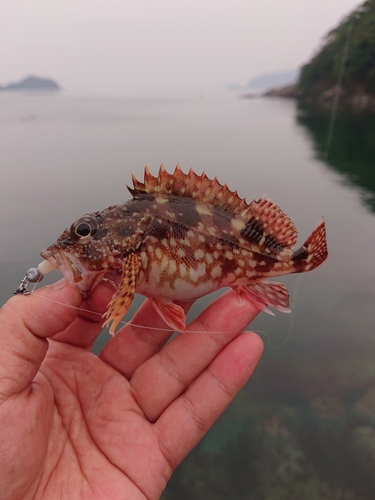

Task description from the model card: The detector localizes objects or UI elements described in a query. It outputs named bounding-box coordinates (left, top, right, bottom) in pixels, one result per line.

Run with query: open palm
left=0, top=281, right=262, bottom=500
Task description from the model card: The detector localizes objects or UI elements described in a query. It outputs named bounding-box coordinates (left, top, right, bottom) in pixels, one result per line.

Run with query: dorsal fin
left=240, top=197, right=297, bottom=249
left=128, top=164, right=248, bottom=214
left=127, top=165, right=297, bottom=249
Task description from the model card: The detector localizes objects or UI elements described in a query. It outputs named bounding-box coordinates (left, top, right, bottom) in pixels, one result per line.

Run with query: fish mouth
left=41, top=248, right=105, bottom=296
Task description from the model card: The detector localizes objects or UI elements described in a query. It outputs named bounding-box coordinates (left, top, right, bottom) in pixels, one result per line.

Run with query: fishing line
left=26, top=284, right=260, bottom=336
left=324, top=16, right=354, bottom=160
left=265, top=275, right=303, bottom=349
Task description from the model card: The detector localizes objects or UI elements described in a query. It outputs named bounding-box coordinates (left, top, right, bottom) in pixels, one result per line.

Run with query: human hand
left=0, top=281, right=263, bottom=500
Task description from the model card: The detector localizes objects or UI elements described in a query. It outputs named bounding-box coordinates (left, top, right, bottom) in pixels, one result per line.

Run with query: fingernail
left=52, top=278, right=69, bottom=290
left=101, top=278, right=118, bottom=291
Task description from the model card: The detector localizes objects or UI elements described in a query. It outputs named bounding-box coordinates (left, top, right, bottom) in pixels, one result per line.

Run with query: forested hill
left=299, top=0, right=375, bottom=98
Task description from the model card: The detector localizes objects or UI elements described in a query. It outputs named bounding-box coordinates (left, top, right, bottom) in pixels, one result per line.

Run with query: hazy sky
left=1, top=0, right=362, bottom=95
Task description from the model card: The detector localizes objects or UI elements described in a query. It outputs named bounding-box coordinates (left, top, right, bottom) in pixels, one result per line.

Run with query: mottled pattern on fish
left=42, top=165, right=328, bottom=334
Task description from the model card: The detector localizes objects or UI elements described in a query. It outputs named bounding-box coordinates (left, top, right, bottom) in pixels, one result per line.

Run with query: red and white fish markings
left=42, top=164, right=328, bottom=334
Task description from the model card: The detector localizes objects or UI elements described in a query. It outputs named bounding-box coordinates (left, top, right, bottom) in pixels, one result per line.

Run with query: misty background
left=1, top=0, right=362, bottom=96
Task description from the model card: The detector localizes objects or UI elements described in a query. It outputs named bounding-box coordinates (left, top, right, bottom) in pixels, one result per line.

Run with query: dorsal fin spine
left=128, top=166, right=296, bottom=250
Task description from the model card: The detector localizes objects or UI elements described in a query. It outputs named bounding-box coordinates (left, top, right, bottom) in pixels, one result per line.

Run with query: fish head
left=41, top=207, right=146, bottom=296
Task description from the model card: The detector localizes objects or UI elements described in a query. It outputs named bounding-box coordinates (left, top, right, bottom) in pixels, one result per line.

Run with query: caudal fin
left=293, top=218, right=328, bottom=272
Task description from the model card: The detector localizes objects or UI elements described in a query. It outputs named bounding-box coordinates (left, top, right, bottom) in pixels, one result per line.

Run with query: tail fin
left=293, top=218, right=328, bottom=272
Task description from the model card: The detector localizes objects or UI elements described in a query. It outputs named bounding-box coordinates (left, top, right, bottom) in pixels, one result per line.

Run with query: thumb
left=0, top=281, right=82, bottom=397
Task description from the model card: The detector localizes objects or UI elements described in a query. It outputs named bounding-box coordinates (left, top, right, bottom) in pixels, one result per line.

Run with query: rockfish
left=41, top=165, right=328, bottom=334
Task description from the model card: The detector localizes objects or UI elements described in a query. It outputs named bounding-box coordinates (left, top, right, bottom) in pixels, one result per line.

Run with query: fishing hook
left=14, top=267, right=44, bottom=295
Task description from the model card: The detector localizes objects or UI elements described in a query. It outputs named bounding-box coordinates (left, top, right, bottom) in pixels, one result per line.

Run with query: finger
left=99, top=299, right=193, bottom=379
left=0, top=281, right=81, bottom=397
left=156, top=331, right=263, bottom=469
left=51, top=280, right=115, bottom=349
left=131, top=289, right=260, bottom=422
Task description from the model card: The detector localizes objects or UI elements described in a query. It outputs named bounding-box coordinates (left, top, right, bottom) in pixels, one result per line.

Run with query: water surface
left=1, top=92, right=374, bottom=499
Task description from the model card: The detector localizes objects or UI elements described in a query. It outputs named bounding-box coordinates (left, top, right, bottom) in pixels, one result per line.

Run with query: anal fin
left=103, top=253, right=140, bottom=335
left=234, top=280, right=291, bottom=315
left=149, top=298, right=187, bottom=332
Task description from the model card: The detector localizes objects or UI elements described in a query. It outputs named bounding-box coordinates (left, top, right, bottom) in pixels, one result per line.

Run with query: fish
left=41, top=164, right=328, bottom=334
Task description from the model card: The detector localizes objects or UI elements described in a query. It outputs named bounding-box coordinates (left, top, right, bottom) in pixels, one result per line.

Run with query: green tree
left=299, top=0, right=375, bottom=95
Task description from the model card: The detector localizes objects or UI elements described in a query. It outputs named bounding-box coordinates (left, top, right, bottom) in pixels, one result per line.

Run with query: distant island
left=227, top=69, right=298, bottom=93
left=0, top=75, right=61, bottom=91
left=262, top=0, right=375, bottom=111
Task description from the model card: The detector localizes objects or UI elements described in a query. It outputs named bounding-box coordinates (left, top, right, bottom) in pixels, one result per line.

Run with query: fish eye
left=76, top=223, right=91, bottom=237
left=70, top=216, right=98, bottom=243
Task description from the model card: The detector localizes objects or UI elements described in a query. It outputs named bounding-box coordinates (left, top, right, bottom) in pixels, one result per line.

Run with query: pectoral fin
left=234, top=281, right=291, bottom=315
left=103, top=253, right=140, bottom=335
left=148, top=298, right=187, bottom=332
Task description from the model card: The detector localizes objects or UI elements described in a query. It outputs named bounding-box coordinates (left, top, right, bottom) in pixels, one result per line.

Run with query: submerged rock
left=354, top=387, right=375, bottom=419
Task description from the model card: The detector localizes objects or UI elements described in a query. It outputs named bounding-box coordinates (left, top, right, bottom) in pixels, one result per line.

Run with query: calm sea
left=1, top=92, right=375, bottom=499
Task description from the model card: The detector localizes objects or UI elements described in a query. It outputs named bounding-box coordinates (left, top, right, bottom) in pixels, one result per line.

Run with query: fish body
left=42, top=165, right=328, bottom=333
